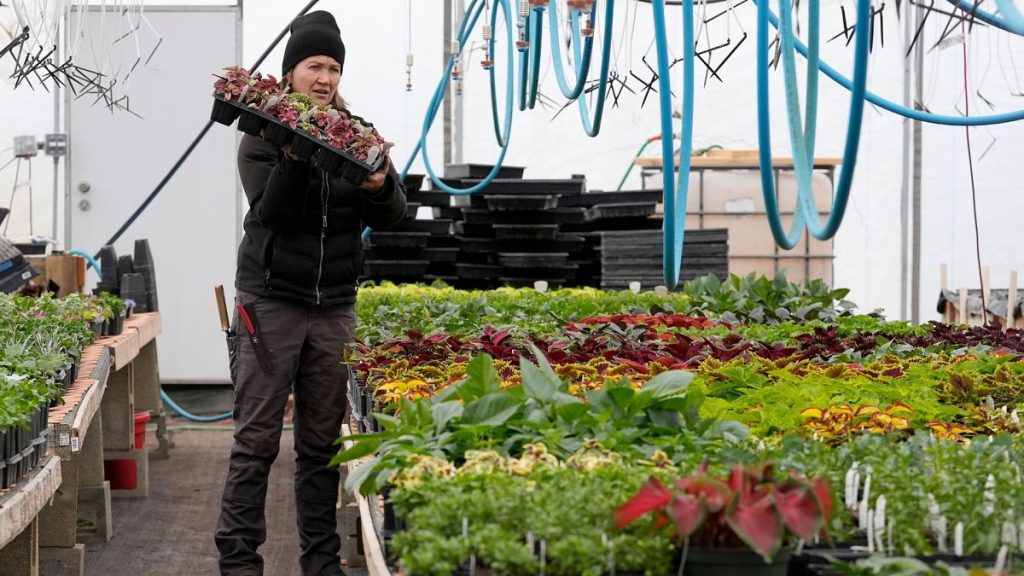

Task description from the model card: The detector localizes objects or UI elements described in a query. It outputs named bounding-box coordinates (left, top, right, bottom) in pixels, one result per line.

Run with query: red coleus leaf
left=812, top=477, right=834, bottom=525
left=615, top=477, right=672, bottom=530
left=774, top=484, right=824, bottom=542
left=726, top=487, right=783, bottom=561
left=676, top=476, right=732, bottom=514
left=669, top=493, right=707, bottom=539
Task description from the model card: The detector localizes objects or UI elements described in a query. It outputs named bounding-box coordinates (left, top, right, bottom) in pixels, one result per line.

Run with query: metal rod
left=900, top=0, right=913, bottom=321
left=911, top=0, right=924, bottom=324
left=444, top=0, right=454, bottom=166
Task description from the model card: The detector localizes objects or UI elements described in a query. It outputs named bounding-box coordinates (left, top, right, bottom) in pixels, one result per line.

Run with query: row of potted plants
left=210, top=65, right=390, bottom=185
left=353, top=275, right=866, bottom=344
left=337, top=279, right=1024, bottom=575
left=0, top=292, right=124, bottom=489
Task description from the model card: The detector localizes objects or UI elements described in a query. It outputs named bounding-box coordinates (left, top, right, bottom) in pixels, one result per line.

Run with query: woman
left=215, top=11, right=407, bottom=576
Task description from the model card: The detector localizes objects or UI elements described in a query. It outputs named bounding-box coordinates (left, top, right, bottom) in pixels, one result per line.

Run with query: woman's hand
left=359, top=156, right=391, bottom=193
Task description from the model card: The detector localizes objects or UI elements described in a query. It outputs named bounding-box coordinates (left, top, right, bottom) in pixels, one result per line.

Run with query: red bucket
left=134, top=410, right=150, bottom=450
left=104, top=459, right=137, bottom=490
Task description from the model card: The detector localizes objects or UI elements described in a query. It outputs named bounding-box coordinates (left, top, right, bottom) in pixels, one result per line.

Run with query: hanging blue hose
left=522, top=7, right=545, bottom=111
left=570, top=2, right=616, bottom=137
left=420, top=0, right=517, bottom=196
left=946, top=0, right=1024, bottom=34
left=651, top=0, right=696, bottom=287
left=774, top=0, right=869, bottom=243
left=755, top=0, right=1024, bottom=125
left=548, top=1, right=595, bottom=99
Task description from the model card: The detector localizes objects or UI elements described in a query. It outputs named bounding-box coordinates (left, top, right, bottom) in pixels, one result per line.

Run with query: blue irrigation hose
left=947, top=0, right=1024, bottom=34
left=994, top=0, right=1024, bottom=34
left=755, top=0, right=1024, bottom=125
left=69, top=249, right=102, bottom=275
left=161, top=390, right=233, bottom=423
left=776, top=0, right=869, bottom=242
left=420, top=0, right=516, bottom=196
left=528, top=8, right=544, bottom=110
left=571, top=1, right=615, bottom=137
left=651, top=0, right=696, bottom=287
left=548, top=1, right=595, bottom=99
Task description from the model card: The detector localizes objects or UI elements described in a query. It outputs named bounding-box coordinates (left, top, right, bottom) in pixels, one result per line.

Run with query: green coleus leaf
left=462, top=392, right=521, bottom=427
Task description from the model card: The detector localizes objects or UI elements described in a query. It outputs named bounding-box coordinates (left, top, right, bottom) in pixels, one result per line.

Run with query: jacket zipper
left=314, top=173, right=329, bottom=305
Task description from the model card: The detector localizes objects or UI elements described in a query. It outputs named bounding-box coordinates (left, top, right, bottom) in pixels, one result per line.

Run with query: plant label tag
left=58, top=432, right=70, bottom=447
left=71, top=436, right=80, bottom=452
left=954, top=521, right=964, bottom=557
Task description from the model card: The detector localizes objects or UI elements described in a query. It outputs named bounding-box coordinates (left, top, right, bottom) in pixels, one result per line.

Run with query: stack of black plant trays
left=94, top=239, right=159, bottom=336
left=591, top=228, right=729, bottom=290
left=362, top=175, right=461, bottom=284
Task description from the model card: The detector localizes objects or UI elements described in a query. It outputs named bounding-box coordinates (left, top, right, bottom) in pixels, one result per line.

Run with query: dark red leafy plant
left=615, top=462, right=833, bottom=562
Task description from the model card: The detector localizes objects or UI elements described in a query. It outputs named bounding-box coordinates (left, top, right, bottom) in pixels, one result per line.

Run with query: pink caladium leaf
left=615, top=477, right=672, bottom=530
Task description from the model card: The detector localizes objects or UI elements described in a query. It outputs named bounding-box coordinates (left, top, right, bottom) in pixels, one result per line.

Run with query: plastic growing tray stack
left=445, top=171, right=587, bottom=289
left=362, top=175, right=460, bottom=284
left=593, top=228, right=729, bottom=289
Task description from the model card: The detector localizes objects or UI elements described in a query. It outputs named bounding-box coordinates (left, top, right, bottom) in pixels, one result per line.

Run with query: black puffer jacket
left=234, top=135, right=407, bottom=306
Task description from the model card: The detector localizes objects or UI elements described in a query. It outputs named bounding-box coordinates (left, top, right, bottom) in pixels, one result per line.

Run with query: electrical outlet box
left=45, top=134, right=67, bottom=156
left=14, top=135, right=37, bottom=158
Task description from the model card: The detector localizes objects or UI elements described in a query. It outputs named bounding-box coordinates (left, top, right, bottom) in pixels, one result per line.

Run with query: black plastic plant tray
left=236, top=106, right=270, bottom=137
left=423, top=248, right=460, bottom=263
left=455, top=222, right=495, bottom=238
left=457, top=252, right=498, bottom=265
left=495, top=236, right=586, bottom=254
left=427, top=264, right=457, bottom=277
left=502, top=264, right=578, bottom=280
left=432, top=207, right=463, bottom=221
left=463, top=178, right=586, bottom=196
left=388, top=219, right=452, bottom=235
left=363, top=248, right=427, bottom=261
left=424, top=275, right=459, bottom=285
left=455, top=263, right=503, bottom=280
left=210, top=94, right=243, bottom=125
left=444, top=163, right=526, bottom=179
left=364, top=260, right=429, bottom=277
left=493, top=225, right=559, bottom=240
left=462, top=208, right=587, bottom=225
left=482, top=195, right=560, bottom=211
left=366, top=232, right=431, bottom=249
left=457, top=237, right=496, bottom=254
left=407, top=190, right=451, bottom=207
left=312, top=143, right=384, bottom=187
left=585, top=202, right=658, bottom=221
left=558, top=189, right=665, bottom=207
left=498, top=253, right=570, bottom=268
left=403, top=203, right=422, bottom=218
left=428, top=234, right=461, bottom=248
left=499, top=277, right=567, bottom=289
left=562, top=218, right=664, bottom=232
left=402, top=174, right=425, bottom=193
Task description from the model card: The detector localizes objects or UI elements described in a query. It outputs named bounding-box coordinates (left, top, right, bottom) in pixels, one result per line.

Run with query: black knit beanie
left=281, top=11, right=346, bottom=75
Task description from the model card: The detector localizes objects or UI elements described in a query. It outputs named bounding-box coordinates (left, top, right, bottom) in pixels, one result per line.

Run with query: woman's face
left=290, top=55, right=341, bottom=105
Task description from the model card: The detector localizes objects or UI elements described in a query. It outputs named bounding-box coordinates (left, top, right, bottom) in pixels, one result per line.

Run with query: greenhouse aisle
left=84, top=426, right=303, bottom=576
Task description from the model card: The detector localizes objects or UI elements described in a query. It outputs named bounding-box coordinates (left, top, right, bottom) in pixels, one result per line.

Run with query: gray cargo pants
left=215, top=291, right=356, bottom=576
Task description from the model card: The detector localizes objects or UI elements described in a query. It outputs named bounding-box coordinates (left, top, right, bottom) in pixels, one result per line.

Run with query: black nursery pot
left=210, top=96, right=242, bottom=125
left=289, top=133, right=322, bottom=161
left=237, top=107, right=268, bottom=136
left=682, top=548, right=793, bottom=576
left=108, top=314, right=125, bottom=337
left=263, top=119, right=294, bottom=148
left=313, top=147, right=381, bottom=186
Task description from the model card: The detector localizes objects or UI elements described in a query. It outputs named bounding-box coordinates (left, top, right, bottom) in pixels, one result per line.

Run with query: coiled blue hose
left=994, top=0, right=1024, bottom=34
left=651, top=0, right=696, bottom=287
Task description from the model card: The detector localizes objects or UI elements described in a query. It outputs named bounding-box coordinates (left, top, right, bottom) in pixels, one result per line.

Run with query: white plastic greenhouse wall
left=1, top=0, right=1022, bottom=333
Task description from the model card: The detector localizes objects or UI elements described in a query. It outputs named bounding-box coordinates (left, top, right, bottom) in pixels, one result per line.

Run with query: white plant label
left=954, top=521, right=964, bottom=557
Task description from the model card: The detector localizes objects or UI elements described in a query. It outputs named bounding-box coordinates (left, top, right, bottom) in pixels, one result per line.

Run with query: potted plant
left=264, top=92, right=320, bottom=148
left=314, top=111, right=391, bottom=184
left=615, top=462, right=834, bottom=576
left=211, top=65, right=251, bottom=125
left=98, top=292, right=126, bottom=336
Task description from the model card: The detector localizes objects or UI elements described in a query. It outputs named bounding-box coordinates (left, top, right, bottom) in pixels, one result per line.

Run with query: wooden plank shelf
left=48, top=348, right=111, bottom=461
left=340, top=424, right=391, bottom=576
left=0, top=456, right=61, bottom=550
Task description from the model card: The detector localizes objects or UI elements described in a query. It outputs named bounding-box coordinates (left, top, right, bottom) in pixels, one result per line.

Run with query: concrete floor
left=84, top=425, right=306, bottom=576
